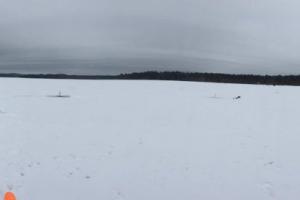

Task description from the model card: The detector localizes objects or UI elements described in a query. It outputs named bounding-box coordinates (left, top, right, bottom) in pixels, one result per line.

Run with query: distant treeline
left=0, top=73, right=115, bottom=80
left=2, top=71, right=300, bottom=86
left=119, top=71, right=300, bottom=86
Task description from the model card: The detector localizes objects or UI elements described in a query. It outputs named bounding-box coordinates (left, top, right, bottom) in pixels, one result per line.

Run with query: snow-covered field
left=0, top=78, right=299, bottom=200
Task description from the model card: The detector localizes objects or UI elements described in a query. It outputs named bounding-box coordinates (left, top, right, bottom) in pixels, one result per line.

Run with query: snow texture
left=0, top=78, right=298, bottom=200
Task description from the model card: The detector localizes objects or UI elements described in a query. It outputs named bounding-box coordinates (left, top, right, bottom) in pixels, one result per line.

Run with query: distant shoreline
left=1, top=71, right=300, bottom=86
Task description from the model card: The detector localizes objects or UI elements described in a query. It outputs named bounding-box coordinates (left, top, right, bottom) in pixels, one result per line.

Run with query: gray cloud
left=1, top=0, right=300, bottom=75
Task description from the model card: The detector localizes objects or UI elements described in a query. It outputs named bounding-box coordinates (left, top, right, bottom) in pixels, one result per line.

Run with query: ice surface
left=0, top=78, right=299, bottom=200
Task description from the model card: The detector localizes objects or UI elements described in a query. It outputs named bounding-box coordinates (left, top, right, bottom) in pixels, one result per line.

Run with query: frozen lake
left=0, top=78, right=299, bottom=200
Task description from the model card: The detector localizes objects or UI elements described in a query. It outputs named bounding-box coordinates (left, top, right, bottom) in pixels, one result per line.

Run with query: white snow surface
left=0, top=78, right=299, bottom=200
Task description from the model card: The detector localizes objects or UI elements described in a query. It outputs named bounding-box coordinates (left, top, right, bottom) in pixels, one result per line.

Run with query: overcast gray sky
left=1, top=0, right=300, bottom=75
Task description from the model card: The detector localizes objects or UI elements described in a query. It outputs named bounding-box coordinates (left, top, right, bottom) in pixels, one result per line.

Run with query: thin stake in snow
left=47, top=91, right=71, bottom=98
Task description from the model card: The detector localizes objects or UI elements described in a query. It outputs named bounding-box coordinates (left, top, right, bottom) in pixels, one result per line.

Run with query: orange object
left=4, top=192, right=16, bottom=200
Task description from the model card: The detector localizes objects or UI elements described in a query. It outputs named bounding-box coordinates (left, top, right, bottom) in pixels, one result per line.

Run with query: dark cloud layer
left=1, top=0, right=300, bottom=75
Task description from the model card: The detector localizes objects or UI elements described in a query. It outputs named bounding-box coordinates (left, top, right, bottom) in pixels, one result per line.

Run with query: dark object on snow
left=48, top=91, right=71, bottom=98
left=233, top=96, right=241, bottom=100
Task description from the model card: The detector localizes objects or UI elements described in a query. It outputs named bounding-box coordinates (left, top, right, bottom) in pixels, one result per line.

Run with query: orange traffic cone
left=4, top=192, right=16, bottom=200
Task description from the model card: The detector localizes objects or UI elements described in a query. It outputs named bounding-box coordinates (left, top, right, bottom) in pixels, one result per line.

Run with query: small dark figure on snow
left=234, top=96, right=241, bottom=100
